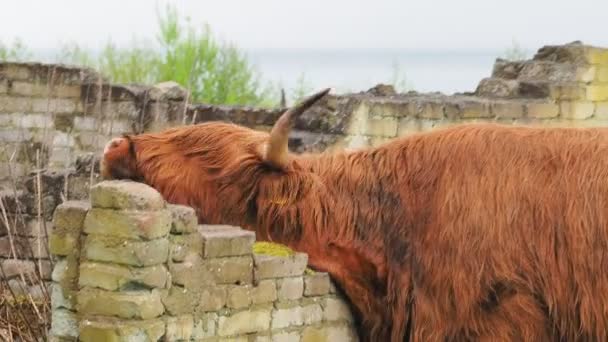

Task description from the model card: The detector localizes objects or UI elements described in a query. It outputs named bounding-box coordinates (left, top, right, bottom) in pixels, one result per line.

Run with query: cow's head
left=100, top=88, right=331, bottom=235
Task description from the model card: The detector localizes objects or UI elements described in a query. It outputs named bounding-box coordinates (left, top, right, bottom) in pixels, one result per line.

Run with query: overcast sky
left=1, top=0, right=606, bottom=52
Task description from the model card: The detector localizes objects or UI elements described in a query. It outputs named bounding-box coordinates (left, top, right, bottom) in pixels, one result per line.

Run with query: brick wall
left=0, top=62, right=190, bottom=186
left=49, top=180, right=357, bottom=341
left=1, top=41, right=608, bottom=339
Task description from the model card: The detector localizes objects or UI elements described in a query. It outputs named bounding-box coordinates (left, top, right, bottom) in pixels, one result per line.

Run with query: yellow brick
left=556, top=84, right=586, bottom=100
left=559, top=101, right=595, bottom=119
left=491, top=101, right=525, bottom=119
left=587, top=48, right=608, bottom=65
left=597, top=67, right=608, bottom=83
left=526, top=102, right=559, bottom=119
left=459, top=101, right=492, bottom=119
left=586, top=84, right=608, bottom=101
left=577, top=66, right=596, bottom=82
left=595, top=102, right=608, bottom=119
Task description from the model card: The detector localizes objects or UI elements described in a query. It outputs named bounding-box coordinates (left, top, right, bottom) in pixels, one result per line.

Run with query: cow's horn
left=265, top=88, right=331, bottom=169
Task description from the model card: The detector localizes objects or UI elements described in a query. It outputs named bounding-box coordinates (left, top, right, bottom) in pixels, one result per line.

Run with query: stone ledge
left=253, top=252, right=308, bottom=280
left=167, top=204, right=198, bottom=233
left=83, top=208, right=171, bottom=240
left=169, top=231, right=203, bottom=262
left=78, top=261, right=170, bottom=291
left=199, top=225, right=256, bottom=258
left=77, top=287, right=165, bottom=319
left=52, top=200, right=90, bottom=232
left=89, top=181, right=166, bottom=211
left=83, top=234, right=169, bottom=267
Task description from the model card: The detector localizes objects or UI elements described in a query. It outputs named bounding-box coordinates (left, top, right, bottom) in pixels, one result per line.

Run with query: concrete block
left=205, top=255, right=253, bottom=285
left=458, top=99, right=492, bottom=119
left=0, top=95, right=32, bottom=112
left=200, top=226, right=255, bottom=258
left=217, top=306, right=272, bottom=336
left=83, top=208, right=171, bottom=240
left=192, top=313, right=218, bottom=340
left=51, top=255, right=79, bottom=285
left=165, top=315, right=194, bottom=341
left=559, top=101, right=595, bottom=119
left=167, top=203, right=198, bottom=233
left=32, top=98, right=78, bottom=114
left=52, top=200, right=90, bottom=233
left=160, top=286, right=198, bottom=316
left=525, top=102, right=559, bottom=118
left=79, top=316, right=165, bottom=342
left=227, top=285, right=252, bottom=309
left=50, top=308, right=78, bottom=338
left=49, top=230, right=80, bottom=256
left=595, top=102, right=608, bottom=119
left=199, top=285, right=228, bottom=312
left=83, top=234, right=169, bottom=266
left=251, top=279, right=277, bottom=305
left=277, top=277, right=304, bottom=301
left=323, top=297, right=354, bottom=322
left=304, top=273, right=331, bottom=297
left=73, top=116, right=97, bottom=131
left=50, top=282, right=76, bottom=310
left=586, top=84, right=608, bottom=101
left=169, top=231, right=203, bottom=261
left=301, top=325, right=358, bottom=342
left=363, top=115, right=399, bottom=137
left=168, top=254, right=215, bottom=288
left=490, top=100, right=525, bottom=119
left=13, top=113, right=54, bottom=129
left=0, top=259, right=36, bottom=279
left=271, top=303, right=323, bottom=329
left=77, top=287, right=164, bottom=319
left=598, top=67, right=608, bottom=82
left=254, top=253, right=308, bottom=280
left=555, top=83, right=587, bottom=100
left=79, top=262, right=169, bottom=291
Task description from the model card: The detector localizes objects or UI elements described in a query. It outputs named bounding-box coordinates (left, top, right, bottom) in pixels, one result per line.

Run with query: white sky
left=0, top=0, right=606, bottom=51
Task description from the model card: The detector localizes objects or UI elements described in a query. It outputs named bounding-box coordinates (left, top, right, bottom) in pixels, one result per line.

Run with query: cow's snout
left=103, top=137, right=126, bottom=155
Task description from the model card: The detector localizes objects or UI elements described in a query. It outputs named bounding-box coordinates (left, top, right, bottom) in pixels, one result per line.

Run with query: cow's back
left=399, top=123, right=608, bottom=340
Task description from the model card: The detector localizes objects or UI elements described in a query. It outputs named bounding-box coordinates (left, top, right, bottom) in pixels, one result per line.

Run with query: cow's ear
left=263, top=88, right=331, bottom=170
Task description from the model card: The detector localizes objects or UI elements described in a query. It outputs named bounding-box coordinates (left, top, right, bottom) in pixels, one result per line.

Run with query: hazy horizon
left=2, top=0, right=606, bottom=96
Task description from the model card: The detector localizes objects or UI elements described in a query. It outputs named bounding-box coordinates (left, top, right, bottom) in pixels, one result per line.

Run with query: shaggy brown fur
left=101, top=100, right=608, bottom=341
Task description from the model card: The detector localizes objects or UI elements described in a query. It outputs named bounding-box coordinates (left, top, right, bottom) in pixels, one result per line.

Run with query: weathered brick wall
left=49, top=180, right=358, bottom=341
left=2, top=41, right=608, bottom=328
left=0, top=62, right=190, bottom=185
left=186, top=41, right=608, bottom=152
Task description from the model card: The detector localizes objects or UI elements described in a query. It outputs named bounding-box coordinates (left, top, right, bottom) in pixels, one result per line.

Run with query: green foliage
left=57, top=4, right=275, bottom=106
left=0, top=38, right=32, bottom=61
left=501, top=39, right=528, bottom=61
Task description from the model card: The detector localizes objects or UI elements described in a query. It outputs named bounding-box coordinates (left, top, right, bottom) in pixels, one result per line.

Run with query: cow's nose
left=103, top=137, right=125, bottom=155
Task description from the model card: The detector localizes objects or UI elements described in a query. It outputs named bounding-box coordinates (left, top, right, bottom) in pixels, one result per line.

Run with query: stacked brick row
left=0, top=62, right=189, bottom=185
left=326, top=42, right=608, bottom=150
left=49, top=180, right=358, bottom=341
left=0, top=63, right=100, bottom=179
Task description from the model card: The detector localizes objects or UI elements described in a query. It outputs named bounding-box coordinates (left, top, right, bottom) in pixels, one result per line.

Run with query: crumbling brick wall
left=49, top=180, right=358, bottom=341
left=2, top=41, right=608, bottom=312
left=0, top=62, right=190, bottom=185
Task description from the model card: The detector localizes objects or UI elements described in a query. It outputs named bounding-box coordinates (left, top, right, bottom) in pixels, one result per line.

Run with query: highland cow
left=101, top=89, right=608, bottom=341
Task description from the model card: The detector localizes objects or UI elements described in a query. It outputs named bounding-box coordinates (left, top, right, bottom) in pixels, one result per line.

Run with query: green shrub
left=57, top=4, right=276, bottom=107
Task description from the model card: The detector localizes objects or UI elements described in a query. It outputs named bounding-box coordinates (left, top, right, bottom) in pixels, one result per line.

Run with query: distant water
left=246, top=48, right=504, bottom=97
